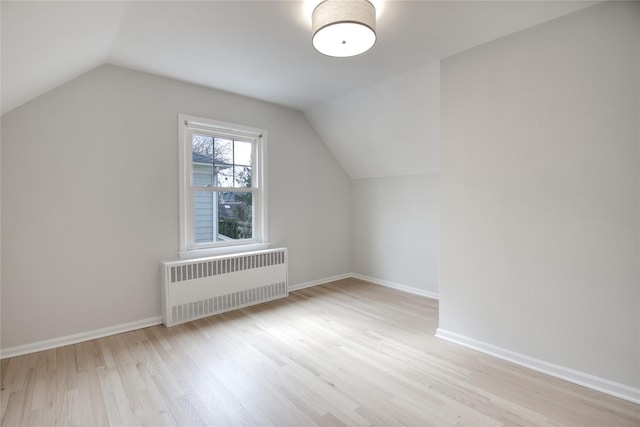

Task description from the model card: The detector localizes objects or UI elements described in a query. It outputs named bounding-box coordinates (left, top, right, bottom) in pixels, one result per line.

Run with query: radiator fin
left=170, top=281, right=287, bottom=324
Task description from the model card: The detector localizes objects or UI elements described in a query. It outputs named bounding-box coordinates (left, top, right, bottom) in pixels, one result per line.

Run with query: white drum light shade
left=312, top=0, right=376, bottom=57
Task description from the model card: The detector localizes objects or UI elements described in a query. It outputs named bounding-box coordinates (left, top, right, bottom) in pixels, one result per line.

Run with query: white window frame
left=178, top=114, right=268, bottom=259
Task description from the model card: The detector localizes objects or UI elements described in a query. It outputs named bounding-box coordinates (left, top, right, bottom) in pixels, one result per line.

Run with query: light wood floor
left=1, top=278, right=638, bottom=426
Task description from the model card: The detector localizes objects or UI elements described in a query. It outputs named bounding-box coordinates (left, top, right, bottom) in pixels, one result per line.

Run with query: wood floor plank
left=1, top=278, right=638, bottom=426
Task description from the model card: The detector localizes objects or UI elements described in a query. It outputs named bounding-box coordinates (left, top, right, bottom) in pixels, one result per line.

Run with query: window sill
left=178, top=242, right=270, bottom=260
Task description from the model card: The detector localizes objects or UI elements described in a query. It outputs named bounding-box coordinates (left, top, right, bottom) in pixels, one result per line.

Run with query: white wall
left=352, top=174, right=439, bottom=297
left=1, top=64, right=352, bottom=351
left=306, top=62, right=441, bottom=296
left=440, top=0, right=639, bottom=398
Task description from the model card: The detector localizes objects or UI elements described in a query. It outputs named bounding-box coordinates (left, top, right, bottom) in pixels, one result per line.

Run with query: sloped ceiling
left=1, top=2, right=129, bottom=117
left=305, top=62, right=440, bottom=179
left=1, top=1, right=598, bottom=178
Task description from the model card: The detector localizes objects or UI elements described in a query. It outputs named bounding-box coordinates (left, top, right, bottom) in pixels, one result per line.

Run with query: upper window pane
left=215, top=138, right=234, bottom=165
left=234, top=140, right=252, bottom=166
left=193, top=136, right=255, bottom=188
left=216, top=165, right=234, bottom=187
left=235, top=166, right=252, bottom=188
left=192, top=134, right=214, bottom=186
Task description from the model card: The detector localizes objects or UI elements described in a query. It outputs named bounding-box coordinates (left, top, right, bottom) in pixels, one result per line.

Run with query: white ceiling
left=1, top=1, right=597, bottom=116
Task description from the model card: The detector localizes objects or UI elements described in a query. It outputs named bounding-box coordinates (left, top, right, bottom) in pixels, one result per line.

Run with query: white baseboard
left=351, top=273, right=439, bottom=300
left=1, top=275, right=431, bottom=359
left=288, top=273, right=353, bottom=291
left=2, top=273, right=354, bottom=359
left=435, top=328, right=640, bottom=405
left=0, top=316, right=163, bottom=360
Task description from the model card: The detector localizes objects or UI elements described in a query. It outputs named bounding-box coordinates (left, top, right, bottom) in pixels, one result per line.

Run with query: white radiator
left=161, top=248, right=288, bottom=326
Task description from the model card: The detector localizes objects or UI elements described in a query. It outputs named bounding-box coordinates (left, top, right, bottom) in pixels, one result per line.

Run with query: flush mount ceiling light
left=312, top=0, right=377, bottom=57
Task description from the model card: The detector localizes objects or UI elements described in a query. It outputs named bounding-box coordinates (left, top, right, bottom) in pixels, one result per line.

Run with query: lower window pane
left=194, top=191, right=253, bottom=243
left=194, top=191, right=215, bottom=243
left=218, top=191, right=253, bottom=240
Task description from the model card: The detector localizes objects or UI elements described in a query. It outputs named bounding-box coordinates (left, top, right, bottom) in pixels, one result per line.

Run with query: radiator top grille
left=169, top=250, right=286, bottom=284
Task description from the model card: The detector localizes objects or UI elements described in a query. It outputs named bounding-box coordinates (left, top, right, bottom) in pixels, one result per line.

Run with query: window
left=178, top=114, right=267, bottom=257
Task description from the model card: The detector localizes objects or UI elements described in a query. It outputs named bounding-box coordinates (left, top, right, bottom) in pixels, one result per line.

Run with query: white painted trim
left=351, top=273, right=439, bottom=300
left=435, top=328, right=640, bottom=405
left=179, top=242, right=270, bottom=259
left=177, top=114, right=268, bottom=255
left=0, top=275, right=432, bottom=359
left=288, top=273, right=352, bottom=291
left=0, top=316, right=163, bottom=360
left=3, top=267, right=336, bottom=359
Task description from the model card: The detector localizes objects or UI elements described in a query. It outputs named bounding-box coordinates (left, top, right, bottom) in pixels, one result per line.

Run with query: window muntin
left=179, top=115, right=266, bottom=256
